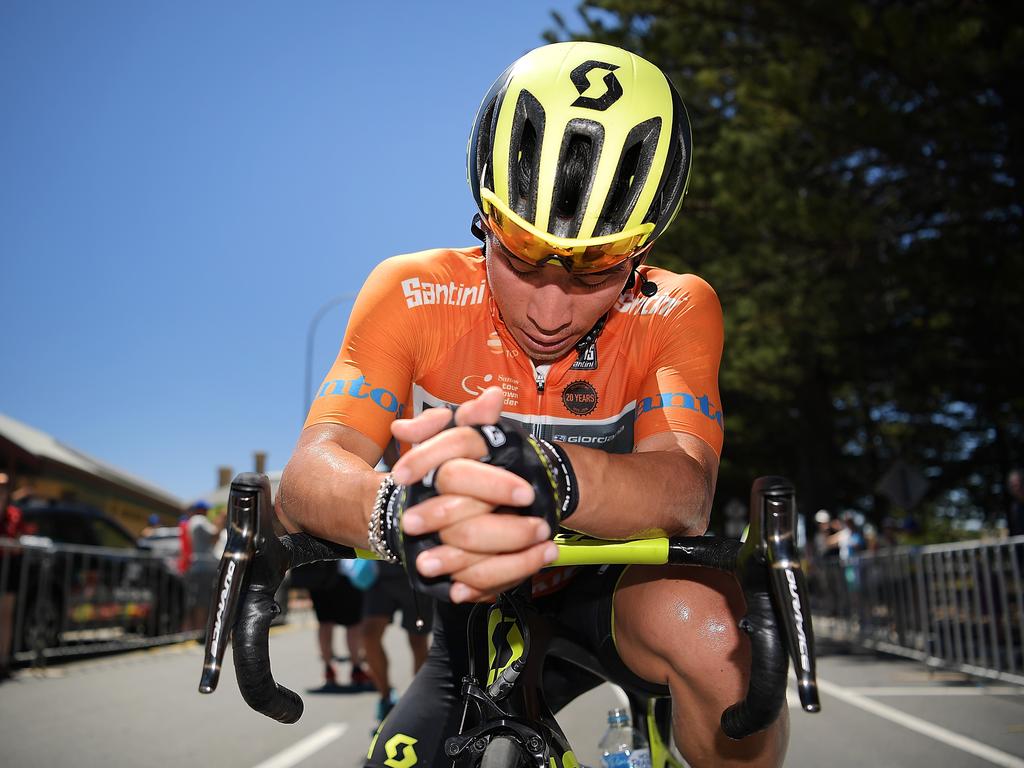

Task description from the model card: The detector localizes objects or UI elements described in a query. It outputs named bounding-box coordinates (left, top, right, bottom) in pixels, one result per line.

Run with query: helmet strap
left=625, top=246, right=658, bottom=296
left=471, top=214, right=487, bottom=243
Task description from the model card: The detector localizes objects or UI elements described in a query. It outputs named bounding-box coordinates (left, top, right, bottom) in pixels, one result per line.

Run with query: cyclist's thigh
left=539, top=566, right=669, bottom=702
left=611, top=564, right=745, bottom=689
left=611, top=564, right=788, bottom=767
left=364, top=602, right=470, bottom=768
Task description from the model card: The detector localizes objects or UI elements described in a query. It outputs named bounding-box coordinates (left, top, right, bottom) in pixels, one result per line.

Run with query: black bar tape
left=667, top=536, right=741, bottom=571
left=233, top=587, right=303, bottom=723
left=720, top=589, right=788, bottom=739
left=280, top=532, right=356, bottom=565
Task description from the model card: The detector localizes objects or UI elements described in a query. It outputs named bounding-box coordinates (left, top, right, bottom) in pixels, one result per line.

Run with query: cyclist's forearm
left=277, top=443, right=380, bottom=547
left=559, top=446, right=712, bottom=538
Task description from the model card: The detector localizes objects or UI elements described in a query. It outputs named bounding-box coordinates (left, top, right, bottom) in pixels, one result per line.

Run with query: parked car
left=15, top=500, right=188, bottom=652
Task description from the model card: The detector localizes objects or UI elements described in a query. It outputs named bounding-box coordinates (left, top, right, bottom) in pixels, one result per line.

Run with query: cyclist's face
left=485, top=233, right=632, bottom=363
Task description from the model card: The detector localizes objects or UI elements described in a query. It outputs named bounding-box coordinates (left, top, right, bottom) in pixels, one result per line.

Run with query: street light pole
left=304, top=293, right=357, bottom=420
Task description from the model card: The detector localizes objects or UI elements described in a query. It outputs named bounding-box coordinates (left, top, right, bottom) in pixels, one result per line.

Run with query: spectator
left=184, top=501, right=225, bottom=633
left=361, top=562, right=434, bottom=723
left=828, top=512, right=865, bottom=563
left=828, top=512, right=866, bottom=592
left=812, top=510, right=831, bottom=562
left=1, top=472, right=23, bottom=681
left=291, top=560, right=374, bottom=690
left=139, top=513, right=161, bottom=539
left=1007, top=469, right=1024, bottom=538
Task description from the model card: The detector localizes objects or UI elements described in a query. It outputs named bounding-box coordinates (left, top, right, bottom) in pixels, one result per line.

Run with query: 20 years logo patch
left=562, top=380, right=599, bottom=416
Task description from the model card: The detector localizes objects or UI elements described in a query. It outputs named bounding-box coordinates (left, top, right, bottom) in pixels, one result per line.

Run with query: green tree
left=548, top=1, right=1024, bottom=534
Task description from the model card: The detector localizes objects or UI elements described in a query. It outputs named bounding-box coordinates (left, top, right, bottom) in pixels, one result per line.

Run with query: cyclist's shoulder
left=612, top=266, right=721, bottom=322
left=642, top=265, right=718, bottom=299
left=368, top=246, right=486, bottom=286
left=359, top=246, right=489, bottom=315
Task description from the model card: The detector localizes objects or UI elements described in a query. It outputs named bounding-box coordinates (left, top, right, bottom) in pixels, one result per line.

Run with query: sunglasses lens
left=486, top=208, right=642, bottom=273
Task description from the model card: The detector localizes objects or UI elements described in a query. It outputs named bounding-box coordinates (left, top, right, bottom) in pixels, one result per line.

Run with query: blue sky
left=0, top=1, right=580, bottom=502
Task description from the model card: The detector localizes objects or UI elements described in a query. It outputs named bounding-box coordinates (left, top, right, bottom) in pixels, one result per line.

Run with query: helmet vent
left=506, top=90, right=546, bottom=221
left=515, top=120, right=537, bottom=208
left=475, top=97, right=498, bottom=196
left=642, top=84, right=691, bottom=239
left=556, top=135, right=592, bottom=219
left=598, top=117, right=661, bottom=237
left=548, top=119, right=604, bottom=238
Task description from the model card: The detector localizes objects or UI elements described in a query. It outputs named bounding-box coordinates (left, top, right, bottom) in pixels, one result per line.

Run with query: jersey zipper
left=534, top=366, right=547, bottom=393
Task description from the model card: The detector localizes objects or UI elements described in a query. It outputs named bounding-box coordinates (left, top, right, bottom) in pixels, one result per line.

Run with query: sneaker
left=350, top=665, right=375, bottom=691
left=376, top=689, right=398, bottom=722
left=324, top=663, right=338, bottom=687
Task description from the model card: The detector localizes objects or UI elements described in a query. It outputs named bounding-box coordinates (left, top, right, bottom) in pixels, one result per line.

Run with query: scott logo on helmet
left=570, top=60, right=623, bottom=111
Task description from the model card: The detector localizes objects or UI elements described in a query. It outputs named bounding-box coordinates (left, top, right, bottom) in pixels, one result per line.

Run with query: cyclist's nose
left=527, top=281, right=573, bottom=336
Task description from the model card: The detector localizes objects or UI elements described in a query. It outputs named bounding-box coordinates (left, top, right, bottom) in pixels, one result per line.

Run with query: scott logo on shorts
left=383, top=733, right=418, bottom=768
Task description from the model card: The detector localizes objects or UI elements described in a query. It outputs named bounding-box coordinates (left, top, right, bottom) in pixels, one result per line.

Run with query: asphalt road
left=1, top=613, right=1022, bottom=767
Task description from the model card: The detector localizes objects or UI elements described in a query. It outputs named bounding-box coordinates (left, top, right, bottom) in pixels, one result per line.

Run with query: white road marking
left=847, top=686, right=1023, bottom=697
left=251, top=723, right=348, bottom=768
left=818, top=678, right=1024, bottom=767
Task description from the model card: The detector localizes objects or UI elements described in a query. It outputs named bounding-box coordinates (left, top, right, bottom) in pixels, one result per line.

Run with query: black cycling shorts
left=309, top=577, right=363, bottom=627
left=363, top=563, right=434, bottom=635
left=363, top=565, right=667, bottom=767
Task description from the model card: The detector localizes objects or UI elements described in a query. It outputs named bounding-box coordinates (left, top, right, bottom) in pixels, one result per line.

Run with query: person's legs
left=361, top=615, right=392, bottom=696
left=611, top=565, right=789, bottom=768
left=317, top=620, right=337, bottom=685
left=345, top=621, right=362, bottom=665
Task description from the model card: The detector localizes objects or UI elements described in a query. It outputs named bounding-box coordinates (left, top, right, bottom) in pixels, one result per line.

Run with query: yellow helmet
left=468, top=42, right=692, bottom=272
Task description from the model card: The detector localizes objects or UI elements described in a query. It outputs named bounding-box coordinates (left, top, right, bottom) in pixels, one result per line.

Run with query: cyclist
left=278, top=41, right=788, bottom=767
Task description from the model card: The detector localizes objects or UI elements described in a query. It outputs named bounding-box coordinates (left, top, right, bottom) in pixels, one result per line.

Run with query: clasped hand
left=389, top=387, right=560, bottom=603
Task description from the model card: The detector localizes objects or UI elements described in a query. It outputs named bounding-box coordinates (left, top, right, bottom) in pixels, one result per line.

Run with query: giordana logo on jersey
left=401, top=276, right=486, bottom=309
left=637, top=391, right=724, bottom=430
left=315, top=375, right=404, bottom=415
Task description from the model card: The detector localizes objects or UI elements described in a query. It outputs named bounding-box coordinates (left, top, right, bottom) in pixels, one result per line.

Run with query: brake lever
left=756, top=477, right=820, bottom=713
left=198, top=473, right=265, bottom=694
left=198, top=472, right=359, bottom=723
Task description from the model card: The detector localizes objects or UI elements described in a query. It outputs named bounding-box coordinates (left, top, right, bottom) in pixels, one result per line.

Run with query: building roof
left=0, top=411, right=183, bottom=509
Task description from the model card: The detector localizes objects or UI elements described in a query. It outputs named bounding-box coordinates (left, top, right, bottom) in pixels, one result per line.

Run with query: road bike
left=199, top=473, right=820, bottom=766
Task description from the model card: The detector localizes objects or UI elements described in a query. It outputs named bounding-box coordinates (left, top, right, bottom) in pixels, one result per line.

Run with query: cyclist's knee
left=612, top=564, right=749, bottom=691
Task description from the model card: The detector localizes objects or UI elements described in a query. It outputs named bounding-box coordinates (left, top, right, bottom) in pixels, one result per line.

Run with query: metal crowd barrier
left=812, top=536, right=1024, bottom=684
left=1, top=536, right=201, bottom=666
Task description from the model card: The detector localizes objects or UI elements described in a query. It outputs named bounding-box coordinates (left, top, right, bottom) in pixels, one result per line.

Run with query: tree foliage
left=548, top=1, right=1024, bottom=530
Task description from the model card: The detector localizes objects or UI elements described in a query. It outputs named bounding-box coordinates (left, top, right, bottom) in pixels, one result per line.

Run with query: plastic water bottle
left=599, top=708, right=651, bottom=768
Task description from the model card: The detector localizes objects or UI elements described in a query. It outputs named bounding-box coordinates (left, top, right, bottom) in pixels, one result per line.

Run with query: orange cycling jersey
left=305, top=247, right=724, bottom=458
